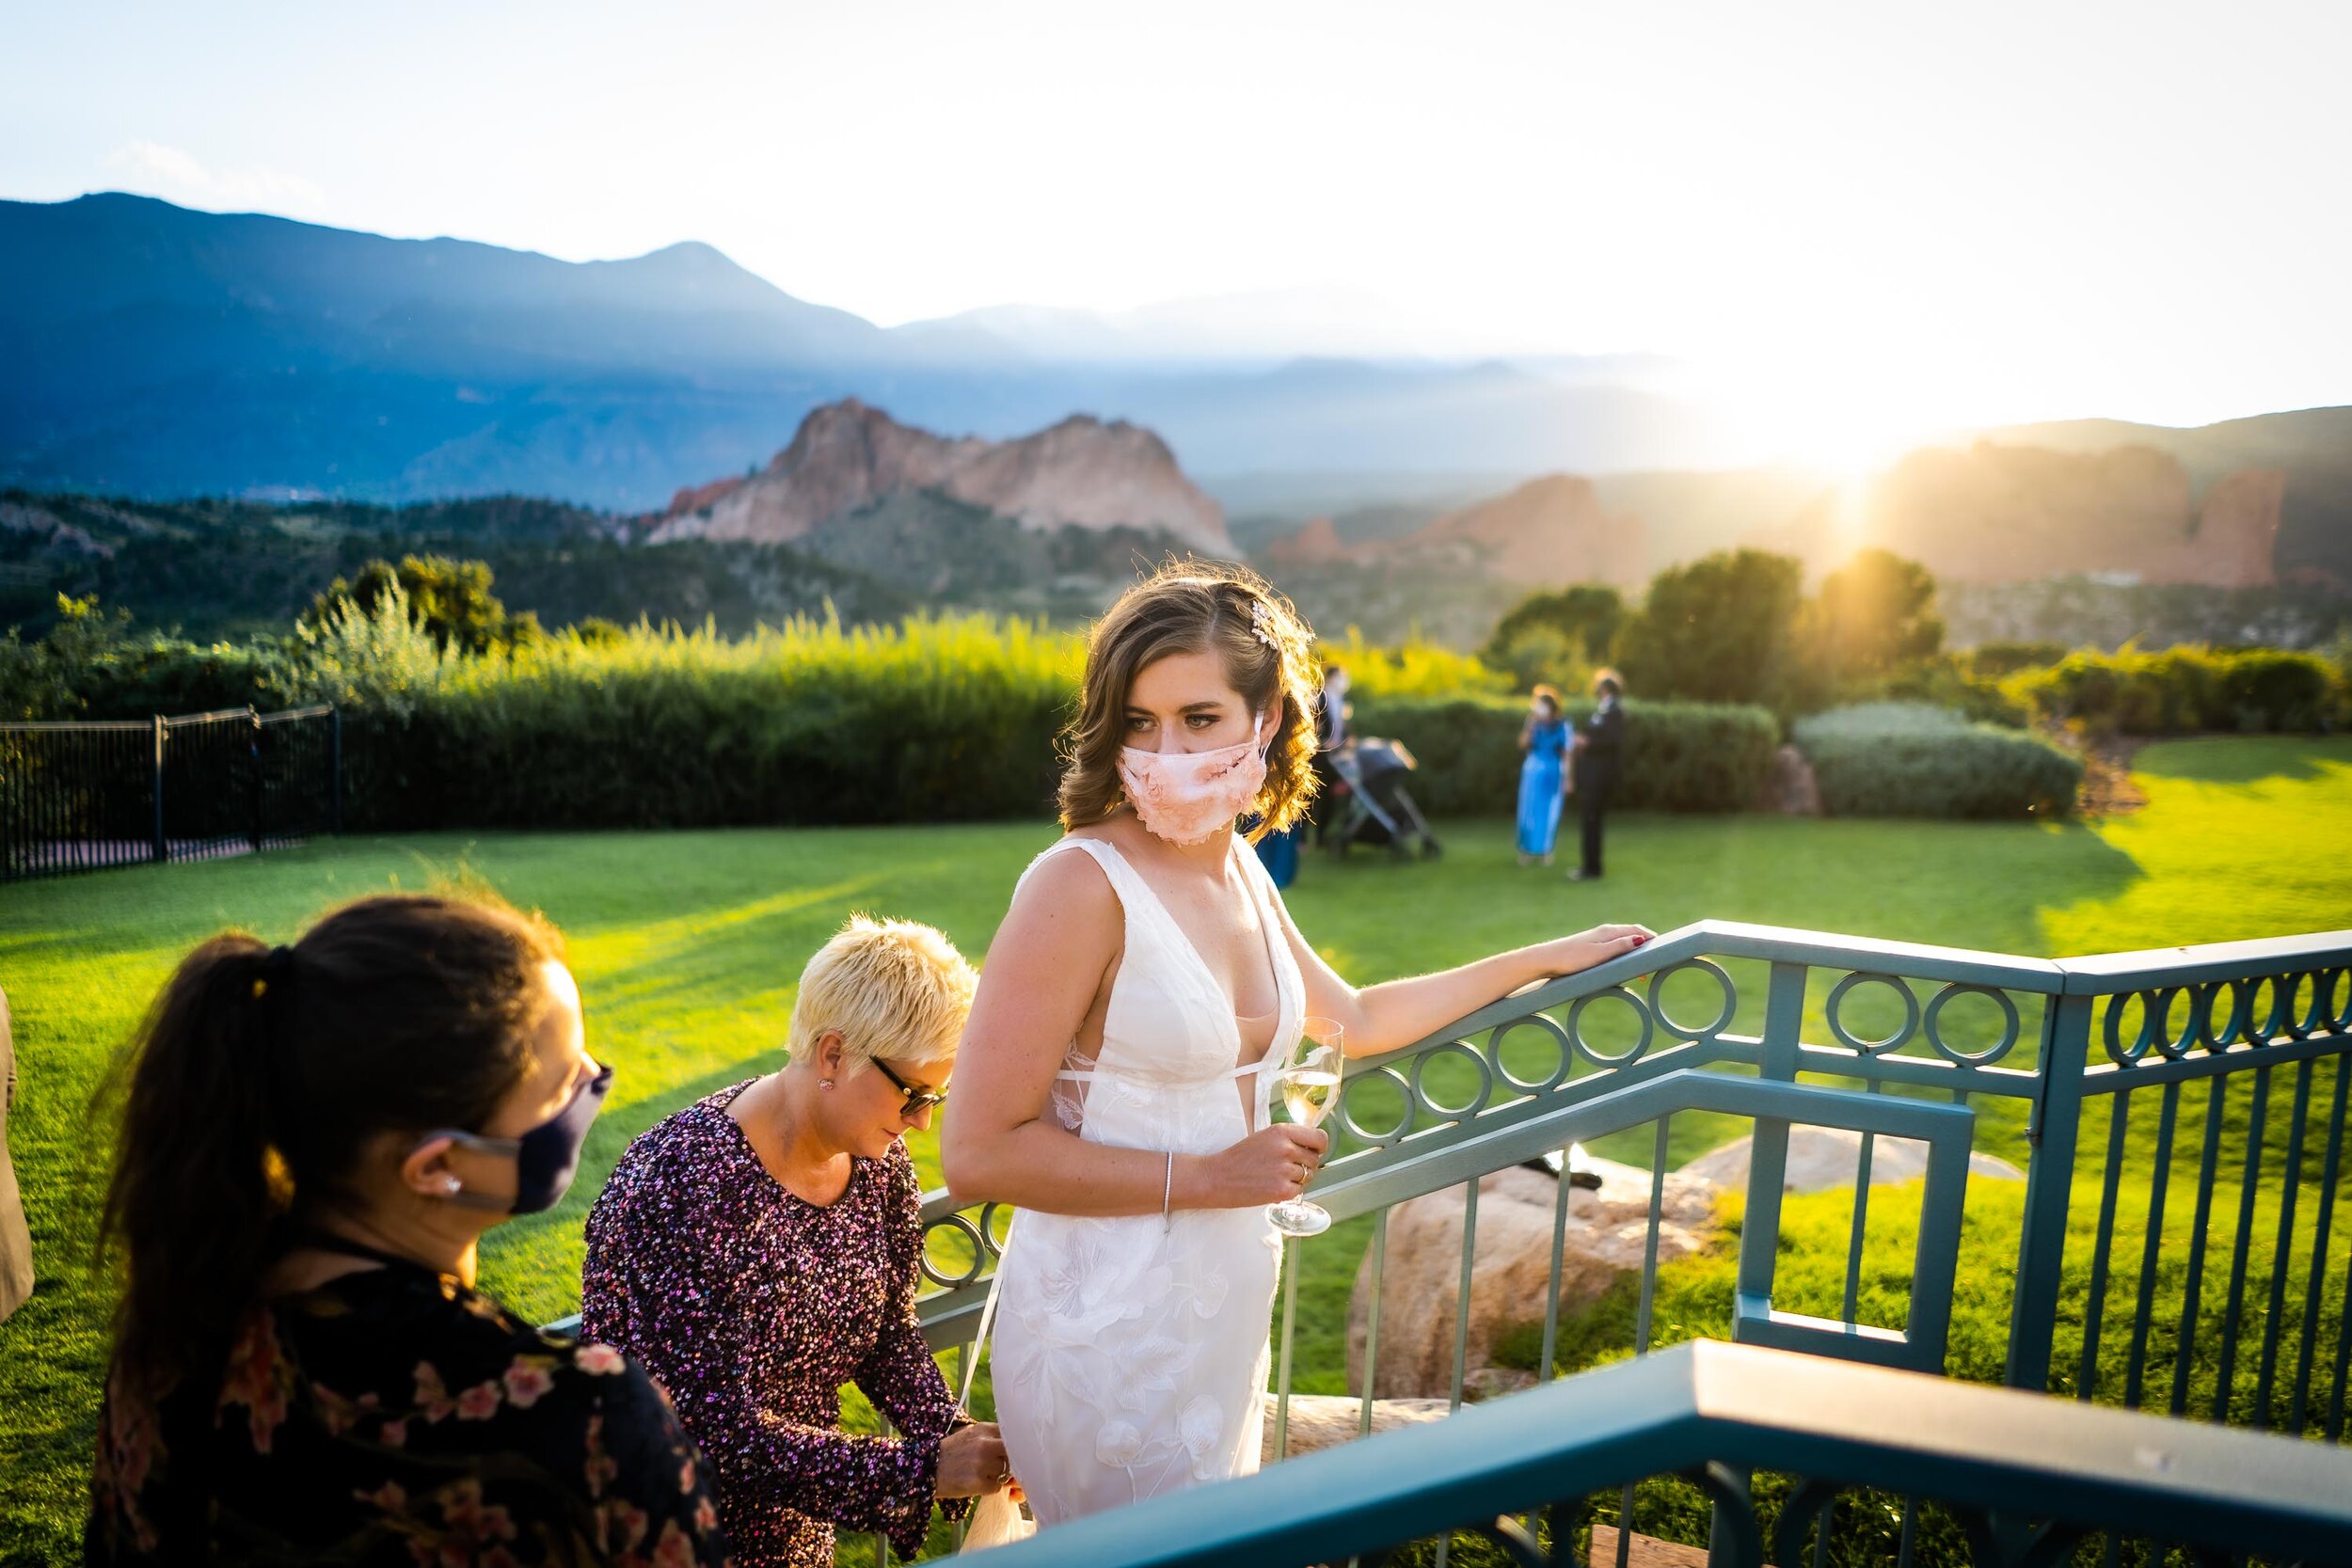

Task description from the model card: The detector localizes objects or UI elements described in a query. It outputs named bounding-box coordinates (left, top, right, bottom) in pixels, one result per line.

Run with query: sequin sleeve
left=853, top=1148, right=970, bottom=1524
left=581, top=1123, right=948, bottom=1560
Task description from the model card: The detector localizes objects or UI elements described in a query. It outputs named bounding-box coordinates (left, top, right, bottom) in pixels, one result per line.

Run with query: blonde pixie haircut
left=787, top=914, right=978, bottom=1069
left=1057, top=560, right=1321, bottom=842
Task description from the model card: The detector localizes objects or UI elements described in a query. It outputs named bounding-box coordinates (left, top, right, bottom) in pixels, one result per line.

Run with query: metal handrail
left=901, top=918, right=2352, bottom=1415
left=978, top=1339, right=2352, bottom=1567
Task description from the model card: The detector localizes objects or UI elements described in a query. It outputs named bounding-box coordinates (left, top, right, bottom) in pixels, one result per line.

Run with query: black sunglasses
left=870, top=1056, right=948, bottom=1117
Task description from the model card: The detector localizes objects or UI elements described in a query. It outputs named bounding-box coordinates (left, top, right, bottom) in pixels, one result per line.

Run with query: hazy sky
left=6, top=0, right=2348, bottom=456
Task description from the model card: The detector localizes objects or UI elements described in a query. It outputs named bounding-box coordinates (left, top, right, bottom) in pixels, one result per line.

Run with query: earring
left=819, top=1079, right=834, bottom=1090
left=440, top=1175, right=462, bottom=1195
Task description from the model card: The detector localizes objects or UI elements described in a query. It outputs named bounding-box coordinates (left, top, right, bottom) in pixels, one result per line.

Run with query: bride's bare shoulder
left=1008, top=836, right=1122, bottom=925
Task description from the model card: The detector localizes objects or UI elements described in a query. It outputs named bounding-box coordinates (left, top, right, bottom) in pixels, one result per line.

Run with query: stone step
left=1588, top=1523, right=1776, bottom=1567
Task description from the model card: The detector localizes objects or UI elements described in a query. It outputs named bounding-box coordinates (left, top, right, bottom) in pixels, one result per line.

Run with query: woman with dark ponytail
left=87, top=893, right=735, bottom=1568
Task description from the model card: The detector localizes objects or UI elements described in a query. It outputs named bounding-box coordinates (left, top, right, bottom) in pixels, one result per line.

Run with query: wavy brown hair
left=1057, top=561, right=1321, bottom=840
left=94, top=893, right=566, bottom=1398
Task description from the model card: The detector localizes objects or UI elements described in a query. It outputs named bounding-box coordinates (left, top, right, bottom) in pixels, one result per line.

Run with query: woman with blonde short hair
left=582, top=915, right=1012, bottom=1568
left=942, top=562, right=1653, bottom=1527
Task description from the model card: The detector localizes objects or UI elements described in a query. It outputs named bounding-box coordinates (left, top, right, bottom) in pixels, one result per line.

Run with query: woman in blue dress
left=1517, top=685, right=1569, bottom=865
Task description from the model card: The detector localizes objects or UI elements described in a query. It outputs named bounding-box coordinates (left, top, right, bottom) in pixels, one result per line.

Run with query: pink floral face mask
left=1118, top=711, right=1270, bottom=845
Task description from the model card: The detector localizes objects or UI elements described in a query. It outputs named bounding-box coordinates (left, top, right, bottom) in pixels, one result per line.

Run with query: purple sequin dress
left=581, top=1082, right=965, bottom=1568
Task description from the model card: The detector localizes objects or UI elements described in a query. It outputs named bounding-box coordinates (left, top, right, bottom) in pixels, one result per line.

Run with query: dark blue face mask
left=425, top=1063, right=612, bottom=1214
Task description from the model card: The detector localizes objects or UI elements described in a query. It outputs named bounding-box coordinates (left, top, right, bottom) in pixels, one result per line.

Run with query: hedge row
left=331, top=613, right=1080, bottom=832
left=2006, top=645, right=2342, bottom=735
left=1347, top=694, right=1779, bottom=816
left=1791, top=703, right=2082, bottom=819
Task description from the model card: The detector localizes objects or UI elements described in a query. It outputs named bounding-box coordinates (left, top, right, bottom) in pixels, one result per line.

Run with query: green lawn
left=4, top=736, right=2349, bottom=1564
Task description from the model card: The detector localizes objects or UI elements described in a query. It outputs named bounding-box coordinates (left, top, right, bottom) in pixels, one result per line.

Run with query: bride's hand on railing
left=1540, top=925, right=1655, bottom=977
left=1191, top=1124, right=1329, bottom=1208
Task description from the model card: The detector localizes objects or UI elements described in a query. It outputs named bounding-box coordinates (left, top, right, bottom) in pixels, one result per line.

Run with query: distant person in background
left=86, top=894, right=730, bottom=1567
left=1567, top=672, right=1626, bottom=882
left=1248, top=813, right=1301, bottom=889
left=1310, top=663, right=1350, bottom=847
left=1515, top=685, right=1569, bottom=867
left=1, top=987, right=30, bottom=1323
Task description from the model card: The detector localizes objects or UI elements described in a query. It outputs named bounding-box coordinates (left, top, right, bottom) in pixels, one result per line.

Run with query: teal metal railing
left=889, top=921, right=2352, bottom=1563
left=972, top=1338, right=2352, bottom=1567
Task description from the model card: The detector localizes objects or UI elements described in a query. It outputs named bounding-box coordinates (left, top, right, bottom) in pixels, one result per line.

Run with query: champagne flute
left=1268, top=1017, right=1343, bottom=1238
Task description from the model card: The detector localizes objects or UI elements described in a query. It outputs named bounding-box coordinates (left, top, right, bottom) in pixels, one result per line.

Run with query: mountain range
left=0, top=193, right=1734, bottom=506
left=5, top=190, right=2350, bottom=647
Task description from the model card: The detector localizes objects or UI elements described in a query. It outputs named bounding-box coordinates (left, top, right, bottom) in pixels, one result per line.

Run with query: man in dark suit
left=1567, top=673, right=1625, bottom=882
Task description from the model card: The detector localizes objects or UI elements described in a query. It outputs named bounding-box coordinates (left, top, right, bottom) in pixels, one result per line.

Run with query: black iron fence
left=0, top=705, right=341, bottom=881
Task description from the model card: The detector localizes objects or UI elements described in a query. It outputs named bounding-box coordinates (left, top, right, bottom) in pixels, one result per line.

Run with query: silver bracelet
left=1162, top=1150, right=1175, bottom=1232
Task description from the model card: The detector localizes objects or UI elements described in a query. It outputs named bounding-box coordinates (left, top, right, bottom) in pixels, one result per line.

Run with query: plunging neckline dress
left=989, top=832, right=1304, bottom=1524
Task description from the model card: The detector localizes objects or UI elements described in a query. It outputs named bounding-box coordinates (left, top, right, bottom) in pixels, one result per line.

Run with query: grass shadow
left=2133, top=736, right=2350, bottom=784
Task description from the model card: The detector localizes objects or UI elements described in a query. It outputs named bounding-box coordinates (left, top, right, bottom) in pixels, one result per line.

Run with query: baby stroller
left=1325, top=736, right=1442, bottom=860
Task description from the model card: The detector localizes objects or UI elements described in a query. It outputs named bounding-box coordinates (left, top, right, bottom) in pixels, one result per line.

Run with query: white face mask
left=1117, top=712, right=1271, bottom=845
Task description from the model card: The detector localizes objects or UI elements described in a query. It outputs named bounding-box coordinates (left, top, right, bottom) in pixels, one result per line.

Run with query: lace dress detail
left=989, top=834, right=1302, bottom=1526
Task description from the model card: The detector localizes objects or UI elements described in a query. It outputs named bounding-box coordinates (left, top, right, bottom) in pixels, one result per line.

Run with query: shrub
left=2007, top=644, right=2339, bottom=735
left=331, top=611, right=1082, bottom=832
left=1617, top=548, right=1804, bottom=707
left=1350, top=693, right=1777, bottom=815
left=0, top=594, right=299, bottom=720
left=1316, top=628, right=1511, bottom=701
left=1792, top=703, right=2080, bottom=819
left=1963, top=640, right=2067, bottom=679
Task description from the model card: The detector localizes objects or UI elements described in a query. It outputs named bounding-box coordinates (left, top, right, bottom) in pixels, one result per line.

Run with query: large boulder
left=1344, top=1158, right=1722, bottom=1400
left=1259, top=1391, right=1450, bottom=1461
left=1677, top=1127, right=2024, bottom=1194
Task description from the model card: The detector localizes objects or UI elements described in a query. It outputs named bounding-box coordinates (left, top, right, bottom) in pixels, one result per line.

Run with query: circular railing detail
left=2138, top=985, right=2192, bottom=1061
left=2192, top=979, right=2249, bottom=1053
left=1568, top=986, right=1655, bottom=1067
left=1336, top=1062, right=1415, bottom=1148
left=920, top=1211, right=990, bottom=1289
left=2279, top=970, right=2320, bottom=1041
left=1645, top=958, right=1739, bottom=1043
left=2246, top=976, right=2288, bottom=1046
left=1825, top=972, right=1921, bottom=1055
left=1491, top=1013, right=1575, bottom=1095
left=916, top=1199, right=1018, bottom=1290
left=2102, top=990, right=2154, bottom=1065
left=2325, top=966, right=2352, bottom=1033
left=1411, top=1038, right=1496, bottom=1120
left=1921, top=983, right=2022, bottom=1065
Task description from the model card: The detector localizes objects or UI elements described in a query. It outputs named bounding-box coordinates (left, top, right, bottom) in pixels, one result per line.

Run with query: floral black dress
left=87, top=1255, right=735, bottom=1568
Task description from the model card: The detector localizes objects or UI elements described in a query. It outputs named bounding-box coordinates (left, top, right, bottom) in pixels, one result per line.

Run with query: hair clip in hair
left=1248, top=598, right=1280, bottom=652
left=252, top=944, right=295, bottom=1003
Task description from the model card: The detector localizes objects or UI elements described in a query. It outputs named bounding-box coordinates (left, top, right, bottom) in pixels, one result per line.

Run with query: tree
left=1481, top=585, right=1626, bottom=689
left=306, top=555, right=529, bottom=656
left=1805, top=547, right=1944, bottom=678
left=1617, top=549, right=1804, bottom=705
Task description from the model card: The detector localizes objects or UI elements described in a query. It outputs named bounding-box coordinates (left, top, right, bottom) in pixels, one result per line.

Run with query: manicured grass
left=4, top=736, right=2349, bottom=1564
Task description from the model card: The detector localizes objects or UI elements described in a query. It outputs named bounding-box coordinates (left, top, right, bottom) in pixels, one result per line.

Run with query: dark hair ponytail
left=96, top=894, right=566, bottom=1398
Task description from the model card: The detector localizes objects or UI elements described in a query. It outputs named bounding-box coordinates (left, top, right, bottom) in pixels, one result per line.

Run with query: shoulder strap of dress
left=1016, top=834, right=1141, bottom=908
left=956, top=1214, right=1015, bottom=1414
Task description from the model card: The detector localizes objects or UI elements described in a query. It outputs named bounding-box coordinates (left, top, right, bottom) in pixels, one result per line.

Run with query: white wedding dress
left=990, top=833, right=1302, bottom=1525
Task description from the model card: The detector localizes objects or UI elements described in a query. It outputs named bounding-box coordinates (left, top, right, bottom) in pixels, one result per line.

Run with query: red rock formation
left=1373, top=475, right=1646, bottom=588
left=1861, top=440, right=2281, bottom=587
left=1265, top=515, right=1346, bottom=567
left=2167, top=468, right=2282, bottom=588
left=648, top=399, right=1229, bottom=554
left=665, top=475, right=749, bottom=515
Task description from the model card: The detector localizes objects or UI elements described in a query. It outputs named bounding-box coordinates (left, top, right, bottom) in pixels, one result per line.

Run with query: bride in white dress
left=941, top=566, right=1651, bottom=1525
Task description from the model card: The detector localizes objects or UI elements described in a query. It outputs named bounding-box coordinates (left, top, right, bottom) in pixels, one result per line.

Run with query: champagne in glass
left=1269, top=1017, right=1343, bottom=1238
